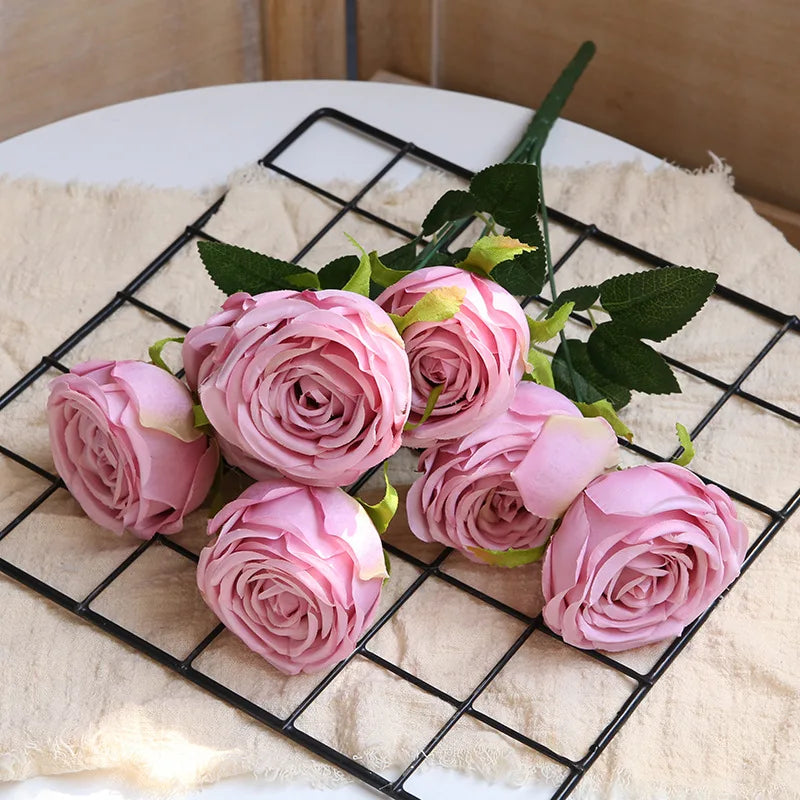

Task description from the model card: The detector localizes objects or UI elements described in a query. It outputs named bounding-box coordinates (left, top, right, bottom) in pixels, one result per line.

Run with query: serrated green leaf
left=587, top=323, right=680, bottom=395
left=489, top=249, right=546, bottom=296
left=456, top=235, right=536, bottom=274
left=317, top=255, right=360, bottom=289
left=672, top=422, right=695, bottom=466
left=575, top=399, right=633, bottom=442
left=404, top=383, right=443, bottom=430
left=599, top=266, right=717, bottom=342
left=356, top=464, right=398, bottom=534
left=523, top=347, right=555, bottom=388
left=547, top=285, right=599, bottom=317
left=197, top=241, right=319, bottom=295
left=148, top=336, right=184, bottom=374
left=527, top=301, right=574, bottom=343
left=389, top=286, right=466, bottom=334
left=287, top=272, right=322, bottom=289
left=468, top=543, right=548, bottom=568
left=507, top=218, right=545, bottom=251
left=380, top=240, right=419, bottom=271
left=469, top=163, right=540, bottom=228
left=552, top=339, right=632, bottom=410
left=368, top=251, right=412, bottom=288
left=421, top=189, right=478, bottom=236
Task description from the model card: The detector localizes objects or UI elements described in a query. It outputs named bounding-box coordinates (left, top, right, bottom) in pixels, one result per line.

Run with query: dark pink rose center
left=611, top=546, right=692, bottom=608
left=294, top=376, right=342, bottom=418
left=480, top=487, right=523, bottom=525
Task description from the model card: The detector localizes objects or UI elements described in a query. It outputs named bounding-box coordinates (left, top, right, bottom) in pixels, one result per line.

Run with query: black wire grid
left=1, top=108, right=798, bottom=798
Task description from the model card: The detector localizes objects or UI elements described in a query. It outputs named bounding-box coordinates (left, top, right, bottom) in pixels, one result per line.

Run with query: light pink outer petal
left=111, top=360, right=201, bottom=442
left=513, top=415, right=619, bottom=518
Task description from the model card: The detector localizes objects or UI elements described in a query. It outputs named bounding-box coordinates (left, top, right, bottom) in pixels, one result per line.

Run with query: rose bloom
left=542, top=462, right=748, bottom=651
left=47, top=360, right=219, bottom=540
left=196, top=478, right=388, bottom=675
left=407, top=382, right=618, bottom=562
left=183, top=290, right=411, bottom=488
left=376, top=266, right=530, bottom=447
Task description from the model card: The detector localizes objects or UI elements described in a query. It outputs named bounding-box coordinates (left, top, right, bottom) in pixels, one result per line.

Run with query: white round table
left=0, top=80, right=662, bottom=800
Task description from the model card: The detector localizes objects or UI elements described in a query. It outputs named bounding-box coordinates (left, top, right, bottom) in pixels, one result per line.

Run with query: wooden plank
left=435, top=0, right=800, bottom=212
left=746, top=196, right=800, bottom=251
left=356, top=0, right=432, bottom=84
left=261, top=0, right=347, bottom=80
left=0, top=0, right=262, bottom=142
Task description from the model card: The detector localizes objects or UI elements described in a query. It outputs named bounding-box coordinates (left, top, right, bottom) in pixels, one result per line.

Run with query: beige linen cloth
left=0, top=161, right=798, bottom=799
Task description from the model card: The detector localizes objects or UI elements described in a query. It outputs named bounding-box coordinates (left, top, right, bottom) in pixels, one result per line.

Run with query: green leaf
left=672, top=422, right=695, bottom=466
left=469, top=163, right=540, bottom=228
left=197, top=241, right=319, bottom=295
left=380, top=240, right=419, bottom=271
left=468, top=543, right=548, bottom=568
left=490, top=249, right=547, bottom=296
left=404, top=383, right=443, bottom=430
left=456, top=235, right=536, bottom=274
left=356, top=464, right=399, bottom=534
left=317, top=255, right=360, bottom=289
left=506, top=218, right=545, bottom=250
left=575, top=399, right=633, bottom=442
left=421, top=189, right=478, bottom=236
left=524, top=347, right=555, bottom=388
left=598, top=266, right=717, bottom=342
left=552, top=339, right=632, bottom=410
left=148, top=336, right=184, bottom=374
left=193, top=403, right=210, bottom=428
left=389, top=286, right=466, bottom=334
left=527, top=301, right=574, bottom=343
left=341, top=234, right=372, bottom=296
left=368, top=251, right=412, bottom=288
left=547, top=285, right=599, bottom=317
left=438, top=247, right=473, bottom=268
left=287, top=272, right=321, bottom=289
left=587, top=323, right=680, bottom=395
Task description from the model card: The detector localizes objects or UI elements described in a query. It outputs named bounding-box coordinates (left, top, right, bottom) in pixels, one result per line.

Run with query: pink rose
left=376, top=266, right=530, bottom=447
left=196, top=478, right=388, bottom=675
left=542, top=463, right=748, bottom=651
left=47, top=360, right=219, bottom=540
left=183, top=290, right=412, bottom=487
left=407, top=382, right=619, bottom=562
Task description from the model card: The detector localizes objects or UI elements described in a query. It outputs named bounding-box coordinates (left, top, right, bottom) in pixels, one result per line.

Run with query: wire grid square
left=0, top=107, right=797, bottom=799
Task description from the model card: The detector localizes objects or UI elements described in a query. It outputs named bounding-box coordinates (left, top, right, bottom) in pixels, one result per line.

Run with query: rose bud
left=376, top=266, right=530, bottom=448
left=406, top=382, right=618, bottom=564
left=183, top=290, right=412, bottom=487
left=196, top=478, right=388, bottom=675
left=542, top=462, right=748, bottom=652
left=47, top=360, right=219, bottom=540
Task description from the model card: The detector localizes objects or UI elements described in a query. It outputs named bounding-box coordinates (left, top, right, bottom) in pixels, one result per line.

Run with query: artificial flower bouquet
left=45, top=43, right=747, bottom=676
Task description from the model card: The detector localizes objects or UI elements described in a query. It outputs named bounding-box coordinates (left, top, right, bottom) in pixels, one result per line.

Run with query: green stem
left=415, top=41, right=596, bottom=271
left=533, top=345, right=556, bottom=357
left=475, top=212, right=497, bottom=234
left=537, top=154, right=584, bottom=402
left=587, top=308, right=598, bottom=329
